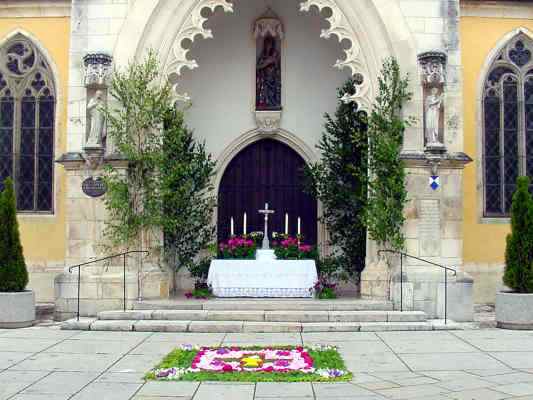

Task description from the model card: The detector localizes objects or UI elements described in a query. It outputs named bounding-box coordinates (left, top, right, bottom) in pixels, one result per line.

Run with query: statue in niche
left=86, top=90, right=105, bottom=148
left=425, top=87, right=443, bottom=146
left=256, top=35, right=281, bottom=110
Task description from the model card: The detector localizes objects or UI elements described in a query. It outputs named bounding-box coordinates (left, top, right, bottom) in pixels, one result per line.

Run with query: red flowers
left=219, top=236, right=257, bottom=259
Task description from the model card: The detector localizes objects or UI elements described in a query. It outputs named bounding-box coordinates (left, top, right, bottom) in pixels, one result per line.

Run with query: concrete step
left=97, top=310, right=426, bottom=323
left=132, top=299, right=394, bottom=312
left=62, top=318, right=461, bottom=333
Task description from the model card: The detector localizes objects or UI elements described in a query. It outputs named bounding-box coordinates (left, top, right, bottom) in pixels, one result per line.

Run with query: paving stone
left=70, top=331, right=150, bottom=342
left=0, top=370, right=49, bottom=382
left=336, top=341, right=391, bottom=355
left=135, top=381, right=199, bottom=397
left=134, top=320, right=189, bottom=332
left=444, top=388, right=510, bottom=400
left=0, top=351, right=32, bottom=369
left=399, top=352, right=507, bottom=371
left=358, top=380, right=400, bottom=390
left=151, top=310, right=207, bottom=321
left=436, top=376, right=495, bottom=391
left=108, top=354, right=163, bottom=373
left=494, top=382, right=533, bottom=397
left=223, top=333, right=301, bottom=344
left=482, top=371, right=533, bottom=384
left=242, top=322, right=301, bottom=333
left=44, top=339, right=136, bottom=355
left=129, top=341, right=179, bottom=356
left=20, top=372, right=99, bottom=395
left=61, top=318, right=96, bottom=331
left=381, top=339, right=477, bottom=354
left=90, top=320, right=135, bottom=332
left=256, top=382, right=313, bottom=397
left=0, top=338, right=59, bottom=353
left=70, top=382, right=143, bottom=400
left=12, top=352, right=119, bottom=372
left=0, top=328, right=79, bottom=340
left=98, top=310, right=153, bottom=321
left=146, top=332, right=225, bottom=345
left=207, top=310, right=265, bottom=321
left=376, top=383, right=451, bottom=399
left=344, top=352, right=409, bottom=373
left=301, top=322, right=360, bottom=332
left=188, top=321, right=243, bottom=333
left=490, top=352, right=533, bottom=369
left=0, top=382, right=49, bottom=400
left=10, top=395, right=70, bottom=400
left=95, top=372, right=146, bottom=383
left=329, top=311, right=388, bottom=322
left=302, top=332, right=380, bottom=342
left=312, top=382, right=375, bottom=397
left=265, top=311, right=329, bottom=323
left=194, top=383, right=254, bottom=400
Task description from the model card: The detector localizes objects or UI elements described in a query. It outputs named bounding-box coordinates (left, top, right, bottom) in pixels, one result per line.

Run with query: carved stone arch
left=114, top=0, right=418, bottom=114
left=476, top=27, right=533, bottom=221
left=477, top=27, right=533, bottom=219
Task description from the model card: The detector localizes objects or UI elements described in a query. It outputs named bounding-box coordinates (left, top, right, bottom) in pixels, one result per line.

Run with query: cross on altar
left=258, top=203, right=275, bottom=250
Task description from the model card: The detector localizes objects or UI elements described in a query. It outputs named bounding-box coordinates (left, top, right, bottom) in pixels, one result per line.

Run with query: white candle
left=230, top=217, right=234, bottom=236
left=285, top=213, right=288, bottom=235
left=297, top=217, right=301, bottom=236
left=243, top=212, right=247, bottom=235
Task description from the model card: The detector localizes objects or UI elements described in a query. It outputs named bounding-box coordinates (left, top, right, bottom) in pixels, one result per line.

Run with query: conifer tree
left=0, top=178, right=28, bottom=292
left=504, top=176, right=533, bottom=293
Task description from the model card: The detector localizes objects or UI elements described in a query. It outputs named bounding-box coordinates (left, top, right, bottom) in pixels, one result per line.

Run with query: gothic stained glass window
left=483, top=35, right=533, bottom=217
left=0, top=36, right=55, bottom=212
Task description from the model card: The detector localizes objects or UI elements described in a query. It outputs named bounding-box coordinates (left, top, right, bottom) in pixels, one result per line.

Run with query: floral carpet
left=147, top=345, right=351, bottom=382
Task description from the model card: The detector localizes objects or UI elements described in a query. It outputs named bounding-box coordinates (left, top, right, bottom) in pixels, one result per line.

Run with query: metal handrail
left=378, top=249, right=457, bottom=325
left=68, top=250, right=149, bottom=321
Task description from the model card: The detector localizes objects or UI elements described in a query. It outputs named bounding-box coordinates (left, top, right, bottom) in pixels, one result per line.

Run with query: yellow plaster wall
left=0, top=17, right=70, bottom=268
left=461, top=17, right=533, bottom=264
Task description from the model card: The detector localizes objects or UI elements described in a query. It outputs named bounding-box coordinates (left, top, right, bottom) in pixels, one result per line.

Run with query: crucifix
left=258, top=202, right=275, bottom=250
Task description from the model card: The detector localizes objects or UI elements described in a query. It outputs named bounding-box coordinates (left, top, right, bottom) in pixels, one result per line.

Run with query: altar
left=207, top=258, right=318, bottom=298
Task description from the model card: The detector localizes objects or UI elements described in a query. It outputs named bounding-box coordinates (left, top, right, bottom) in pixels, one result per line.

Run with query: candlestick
left=243, top=212, right=247, bottom=235
left=230, top=217, right=234, bottom=236
left=285, top=213, right=288, bottom=235
left=297, top=217, right=301, bottom=236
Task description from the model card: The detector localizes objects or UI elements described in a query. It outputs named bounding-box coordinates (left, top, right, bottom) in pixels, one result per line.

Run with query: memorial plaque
left=82, top=177, right=107, bottom=198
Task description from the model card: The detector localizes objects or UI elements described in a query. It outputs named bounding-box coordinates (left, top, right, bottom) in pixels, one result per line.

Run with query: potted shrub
left=0, top=178, right=35, bottom=328
left=496, top=176, right=533, bottom=329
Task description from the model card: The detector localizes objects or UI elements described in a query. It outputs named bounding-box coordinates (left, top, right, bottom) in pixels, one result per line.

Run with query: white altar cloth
left=207, top=259, right=318, bottom=298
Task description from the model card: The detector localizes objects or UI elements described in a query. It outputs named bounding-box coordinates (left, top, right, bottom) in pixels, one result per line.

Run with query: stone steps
left=97, top=309, right=426, bottom=323
left=62, top=318, right=461, bottom=332
left=132, top=299, right=394, bottom=312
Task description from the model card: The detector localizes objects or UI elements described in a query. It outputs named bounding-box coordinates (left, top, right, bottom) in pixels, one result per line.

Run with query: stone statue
left=256, top=36, right=281, bottom=110
left=86, top=90, right=105, bottom=148
left=425, top=87, right=443, bottom=146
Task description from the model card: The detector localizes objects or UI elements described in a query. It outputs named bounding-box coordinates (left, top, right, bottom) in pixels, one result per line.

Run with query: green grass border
left=145, top=345, right=352, bottom=382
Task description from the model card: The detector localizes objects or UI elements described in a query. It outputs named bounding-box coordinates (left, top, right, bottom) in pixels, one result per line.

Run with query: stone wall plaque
left=82, top=177, right=107, bottom=198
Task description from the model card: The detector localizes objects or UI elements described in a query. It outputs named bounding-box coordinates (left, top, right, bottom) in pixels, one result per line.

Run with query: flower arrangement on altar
left=272, top=233, right=318, bottom=260
left=146, top=344, right=351, bottom=382
left=219, top=236, right=257, bottom=259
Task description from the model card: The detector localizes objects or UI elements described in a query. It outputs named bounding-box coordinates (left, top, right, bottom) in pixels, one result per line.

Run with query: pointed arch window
left=0, top=35, right=55, bottom=212
left=483, top=34, right=533, bottom=217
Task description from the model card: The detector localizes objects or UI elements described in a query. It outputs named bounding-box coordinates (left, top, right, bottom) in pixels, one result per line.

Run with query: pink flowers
left=219, top=236, right=257, bottom=259
left=188, top=347, right=314, bottom=374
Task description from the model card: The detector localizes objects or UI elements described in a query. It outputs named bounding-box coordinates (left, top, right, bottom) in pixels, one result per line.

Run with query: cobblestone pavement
left=2, top=327, right=533, bottom=399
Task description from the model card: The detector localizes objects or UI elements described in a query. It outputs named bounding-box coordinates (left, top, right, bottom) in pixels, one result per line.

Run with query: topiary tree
left=0, top=178, right=28, bottom=292
left=504, top=176, right=533, bottom=293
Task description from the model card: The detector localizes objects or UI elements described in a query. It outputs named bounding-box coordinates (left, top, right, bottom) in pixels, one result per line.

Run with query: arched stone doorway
left=217, top=138, right=317, bottom=244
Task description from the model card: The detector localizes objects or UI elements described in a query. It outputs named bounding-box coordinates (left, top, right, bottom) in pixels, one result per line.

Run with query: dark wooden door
left=218, top=139, right=318, bottom=245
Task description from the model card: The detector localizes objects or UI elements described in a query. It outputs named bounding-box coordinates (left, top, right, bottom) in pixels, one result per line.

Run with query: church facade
left=1, top=0, right=532, bottom=316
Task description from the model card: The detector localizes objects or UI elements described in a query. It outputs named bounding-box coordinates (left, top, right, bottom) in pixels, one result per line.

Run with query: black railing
left=378, top=250, right=457, bottom=325
left=68, top=251, right=149, bottom=321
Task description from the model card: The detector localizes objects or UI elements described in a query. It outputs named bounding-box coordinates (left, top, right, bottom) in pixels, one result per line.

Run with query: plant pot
left=0, top=290, right=35, bottom=328
left=496, top=291, right=533, bottom=330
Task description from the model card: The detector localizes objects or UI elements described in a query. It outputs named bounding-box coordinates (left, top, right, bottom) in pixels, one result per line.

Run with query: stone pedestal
left=360, top=257, right=391, bottom=300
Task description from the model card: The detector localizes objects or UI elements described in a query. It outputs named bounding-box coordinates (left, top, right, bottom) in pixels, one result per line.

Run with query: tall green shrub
left=305, top=78, right=368, bottom=275
left=0, top=178, right=28, bottom=292
left=504, top=176, right=533, bottom=293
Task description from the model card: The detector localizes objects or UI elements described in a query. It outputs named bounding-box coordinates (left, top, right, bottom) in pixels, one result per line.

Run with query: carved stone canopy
left=253, top=8, right=284, bottom=39
left=418, top=51, right=447, bottom=87
left=83, top=53, right=113, bottom=88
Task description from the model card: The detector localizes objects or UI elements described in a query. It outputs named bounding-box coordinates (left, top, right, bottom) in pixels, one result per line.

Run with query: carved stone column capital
left=418, top=51, right=447, bottom=88
left=83, top=53, right=113, bottom=88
